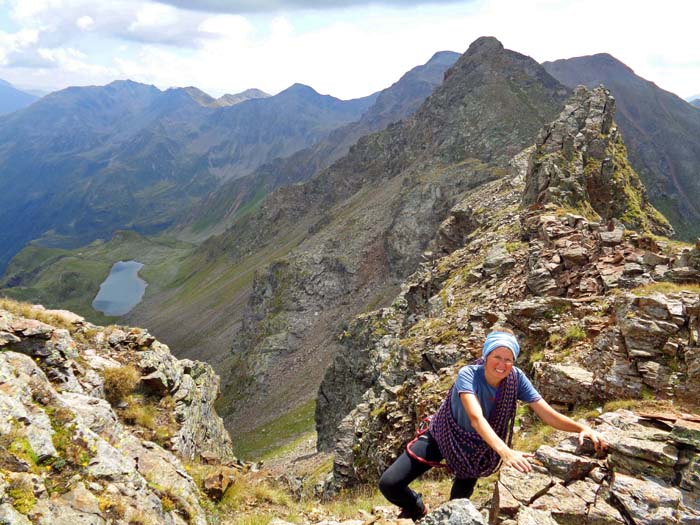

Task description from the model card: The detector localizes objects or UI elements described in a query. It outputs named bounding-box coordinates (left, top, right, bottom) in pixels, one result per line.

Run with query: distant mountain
left=217, top=88, right=270, bottom=106
left=0, top=79, right=38, bottom=115
left=132, top=37, right=568, bottom=439
left=179, top=50, right=461, bottom=238
left=181, top=87, right=270, bottom=107
left=543, top=54, right=700, bottom=239
left=686, top=93, right=700, bottom=102
left=0, top=80, right=376, bottom=273
left=691, top=99, right=700, bottom=109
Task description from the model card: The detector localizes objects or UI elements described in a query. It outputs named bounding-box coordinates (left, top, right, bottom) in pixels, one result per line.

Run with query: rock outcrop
left=491, top=410, right=700, bottom=524
left=0, top=302, right=236, bottom=523
left=522, top=85, right=672, bottom=236
left=544, top=53, right=700, bottom=240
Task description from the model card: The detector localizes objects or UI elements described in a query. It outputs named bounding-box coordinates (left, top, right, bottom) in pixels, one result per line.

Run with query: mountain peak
left=426, top=50, right=461, bottom=66
left=105, top=79, right=156, bottom=91
left=216, top=88, right=270, bottom=107
left=278, top=83, right=320, bottom=98
left=465, top=36, right=504, bottom=55
left=409, top=35, right=566, bottom=164
left=181, top=86, right=217, bottom=106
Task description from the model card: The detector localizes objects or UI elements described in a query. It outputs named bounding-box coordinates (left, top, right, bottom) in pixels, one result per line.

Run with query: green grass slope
left=0, top=231, right=194, bottom=325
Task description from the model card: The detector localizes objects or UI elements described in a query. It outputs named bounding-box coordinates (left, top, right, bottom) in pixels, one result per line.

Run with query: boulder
left=202, top=466, right=238, bottom=501
left=421, top=499, right=486, bottom=525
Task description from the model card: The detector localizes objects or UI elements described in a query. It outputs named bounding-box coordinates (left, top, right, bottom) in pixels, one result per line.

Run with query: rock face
left=316, top=83, right=700, bottom=525
left=522, top=85, right=672, bottom=236
left=0, top=303, right=235, bottom=523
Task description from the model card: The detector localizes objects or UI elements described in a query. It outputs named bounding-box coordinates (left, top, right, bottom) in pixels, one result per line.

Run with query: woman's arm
left=460, top=393, right=533, bottom=473
left=529, top=398, right=607, bottom=451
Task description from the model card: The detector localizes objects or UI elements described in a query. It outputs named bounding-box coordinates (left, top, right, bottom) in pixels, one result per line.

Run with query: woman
left=378, top=330, right=607, bottom=521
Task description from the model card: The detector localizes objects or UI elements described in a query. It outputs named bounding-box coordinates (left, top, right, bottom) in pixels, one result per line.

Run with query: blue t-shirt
left=450, top=364, right=541, bottom=433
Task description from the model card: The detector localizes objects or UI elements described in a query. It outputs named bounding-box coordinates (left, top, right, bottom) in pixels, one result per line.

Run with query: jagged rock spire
left=522, top=85, right=673, bottom=236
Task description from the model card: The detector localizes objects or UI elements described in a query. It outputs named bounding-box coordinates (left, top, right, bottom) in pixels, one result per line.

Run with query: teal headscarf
left=482, top=331, right=520, bottom=361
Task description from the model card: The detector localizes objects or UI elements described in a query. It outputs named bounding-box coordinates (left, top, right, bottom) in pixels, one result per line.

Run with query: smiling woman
left=377, top=329, right=608, bottom=522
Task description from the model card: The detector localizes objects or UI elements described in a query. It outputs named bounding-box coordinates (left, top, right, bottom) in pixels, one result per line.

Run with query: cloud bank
left=157, top=0, right=466, bottom=14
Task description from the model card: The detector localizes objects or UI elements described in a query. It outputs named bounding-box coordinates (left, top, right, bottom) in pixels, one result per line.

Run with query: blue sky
left=0, top=0, right=697, bottom=100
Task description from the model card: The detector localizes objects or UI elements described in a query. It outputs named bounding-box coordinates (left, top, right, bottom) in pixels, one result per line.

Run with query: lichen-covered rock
left=486, top=410, right=700, bottom=525
left=0, top=303, right=237, bottom=524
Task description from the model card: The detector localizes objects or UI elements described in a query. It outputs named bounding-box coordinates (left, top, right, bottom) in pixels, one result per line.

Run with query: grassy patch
left=233, top=399, right=316, bottom=461
left=8, top=477, right=37, bottom=514
left=122, top=399, right=157, bottom=429
left=0, top=297, right=76, bottom=330
left=512, top=417, right=556, bottom=453
left=632, top=282, right=700, bottom=296
left=221, top=476, right=292, bottom=511
left=102, top=365, right=140, bottom=405
left=316, top=485, right=386, bottom=519
left=225, top=513, right=274, bottom=525
left=563, top=325, right=586, bottom=344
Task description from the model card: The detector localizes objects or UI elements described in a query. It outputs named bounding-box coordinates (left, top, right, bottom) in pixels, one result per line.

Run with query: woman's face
left=484, top=346, right=515, bottom=385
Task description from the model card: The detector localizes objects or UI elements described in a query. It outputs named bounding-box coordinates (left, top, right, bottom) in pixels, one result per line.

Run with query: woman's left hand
left=579, top=427, right=608, bottom=452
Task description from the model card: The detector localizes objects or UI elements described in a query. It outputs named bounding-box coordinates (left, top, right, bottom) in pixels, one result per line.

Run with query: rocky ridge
left=0, top=301, right=238, bottom=524
left=216, top=36, right=567, bottom=437
left=317, top=85, right=700, bottom=523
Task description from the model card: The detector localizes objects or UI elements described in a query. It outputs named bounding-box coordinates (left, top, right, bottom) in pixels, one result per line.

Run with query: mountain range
left=2, top=37, right=700, bottom=446
left=0, top=79, right=38, bottom=115
left=0, top=80, right=376, bottom=273
left=178, top=50, right=460, bottom=239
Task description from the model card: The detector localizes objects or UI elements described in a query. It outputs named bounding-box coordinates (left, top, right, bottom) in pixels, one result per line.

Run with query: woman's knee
left=378, top=470, right=397, bottom=497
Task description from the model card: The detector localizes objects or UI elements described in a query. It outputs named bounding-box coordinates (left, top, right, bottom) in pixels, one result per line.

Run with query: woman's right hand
left=499, top=448, right=534, bottom=473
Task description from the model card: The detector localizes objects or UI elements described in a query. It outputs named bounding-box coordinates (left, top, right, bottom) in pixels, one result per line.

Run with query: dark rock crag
left=522, top=85, right=672, bottom=236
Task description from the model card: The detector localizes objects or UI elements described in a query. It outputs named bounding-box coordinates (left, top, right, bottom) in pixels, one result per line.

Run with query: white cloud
left=197, top=14, right=255, bottom=41
left=76, top=15, right=94, bottom=30
left=156, top=0, right=467, bottom=14
left=0, top=28, right=41, bottom=66
left=129, top=3, right=179, bottom=32
left=0, top=0, right=698, bottom=99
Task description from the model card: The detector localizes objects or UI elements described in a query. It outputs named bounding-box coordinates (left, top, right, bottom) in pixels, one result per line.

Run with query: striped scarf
left=428, top=359, right=518, bottom=478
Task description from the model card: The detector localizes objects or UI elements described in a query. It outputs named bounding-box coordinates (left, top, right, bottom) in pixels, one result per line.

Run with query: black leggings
left=378, top=431, right=477, bottom=513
